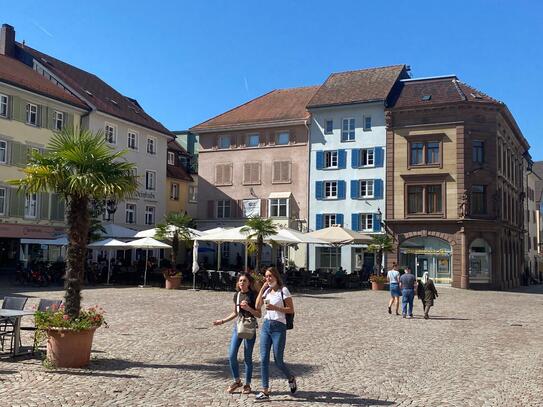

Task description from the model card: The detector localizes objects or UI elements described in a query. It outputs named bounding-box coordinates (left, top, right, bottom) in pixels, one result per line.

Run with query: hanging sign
left=243, top=199, right=260, bottom=218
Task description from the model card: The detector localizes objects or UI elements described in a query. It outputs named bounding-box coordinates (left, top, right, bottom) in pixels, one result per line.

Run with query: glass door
left=415, top=255, right=429, bottom=279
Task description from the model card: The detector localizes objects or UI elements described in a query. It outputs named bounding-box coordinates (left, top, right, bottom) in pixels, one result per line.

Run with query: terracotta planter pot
left=371, top=281, right=385, bottom=291
left=165, top=275, right=182, bottom=289
left=46, top=327, right=97, bottom=368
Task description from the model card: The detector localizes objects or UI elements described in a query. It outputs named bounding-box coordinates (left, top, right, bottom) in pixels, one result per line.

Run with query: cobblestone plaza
left=1, top=284, right=542, bottom=406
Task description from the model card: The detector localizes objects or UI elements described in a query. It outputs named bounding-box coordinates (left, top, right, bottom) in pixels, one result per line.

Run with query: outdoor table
left=0, top=309, right=35, bottom=356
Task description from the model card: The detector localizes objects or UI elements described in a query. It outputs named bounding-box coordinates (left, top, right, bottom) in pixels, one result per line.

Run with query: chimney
left=0, top=24, right=15, bottom=57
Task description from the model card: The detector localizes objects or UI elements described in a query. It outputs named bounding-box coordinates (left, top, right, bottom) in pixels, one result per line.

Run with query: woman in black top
left=213, top=272, right=261, bottom=394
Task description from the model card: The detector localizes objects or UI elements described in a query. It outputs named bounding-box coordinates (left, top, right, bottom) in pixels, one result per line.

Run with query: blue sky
left=4, top=1, right=543, bottom=158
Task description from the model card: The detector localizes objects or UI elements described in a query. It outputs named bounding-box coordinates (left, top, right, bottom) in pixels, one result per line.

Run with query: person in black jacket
left=417, top=272, right=438, bottom=319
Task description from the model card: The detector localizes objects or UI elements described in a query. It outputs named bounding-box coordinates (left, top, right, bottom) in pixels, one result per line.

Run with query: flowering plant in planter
left=162, top=268, right=181, bottom=278
left=35, top=304, right=107, bottom=341
left=369, top=274, right=388, bottom=284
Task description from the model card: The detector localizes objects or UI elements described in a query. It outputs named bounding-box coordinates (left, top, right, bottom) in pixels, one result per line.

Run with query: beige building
left=191, top=86, right=318, bottom=268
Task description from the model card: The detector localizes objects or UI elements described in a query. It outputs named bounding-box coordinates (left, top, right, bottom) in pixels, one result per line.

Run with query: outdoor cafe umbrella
left=134, top=226, right=202, bottom=239
left=125, top=237, right=172, bottom=287
left=191, top=240, right=199, bottom=290
left=87, top=238, right=130, bottom=284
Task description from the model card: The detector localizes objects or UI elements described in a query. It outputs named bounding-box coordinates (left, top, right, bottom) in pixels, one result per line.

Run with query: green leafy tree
left=241, top=217, right=277, bottom=272
left=155, top=212, right=194, bottom=266
left=367, top=234, right=394, bottom=275
left=9, top=127, right=137, bottom=318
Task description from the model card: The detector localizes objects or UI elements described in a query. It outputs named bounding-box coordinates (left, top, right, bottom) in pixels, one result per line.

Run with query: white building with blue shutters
left=306, top=65, right=409, bottom=273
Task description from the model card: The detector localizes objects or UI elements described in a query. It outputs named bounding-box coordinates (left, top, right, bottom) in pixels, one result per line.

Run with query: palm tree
left=241, top=217, right=277, bottom=272
left=9, top=127, right=138, bottom=318
left=155, top=212, right=194, bottom=266
left=367, top=234, right=394, bottom=275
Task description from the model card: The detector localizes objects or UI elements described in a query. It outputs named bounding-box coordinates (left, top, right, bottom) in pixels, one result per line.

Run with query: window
left=218, top=135, right=231, bottom=149
left=272, top=161, right=291, bottom=183
left=0, top=140, right=6, bottom=164
left=26, top=103, right=38, bottom=126
left=360, top=148, right=375, bottom=166
left=170, top=183, right=179, bottom=200
left=407, top=185, right=443, bottom=215
left=270, top=198, right=288, bottom=217
left=360, top=214, right=373, bottom=231
left=324, top=120, right=333, bottom=135
left=410, top=141, right=440, bottom=166
left=324, top=181, right=338, bottom=199
left=324, top=214, right=337, bottom=228
left=54, top=111, right=64, bottom=131
left=426, top=142, right=440, bottom=164
left=145, top=170, right=156, bottom=191
left=247, top=133, right=260, bottom=147
left=471, top=185, right=487, bottom=215
left=147, top=137, right=156, bottom=154
left=25, top=193, right=38, bottom=218
left=0, top=187, right=5, bottom=215
left=217, top=200, right=231, bottom=218
left=317, top=246, right=341, bottom=270
left=473, top=140, right=484, bottom=164
left=324, top=151, right=338, bottom=168
left=215, top=163, right=233, bottom=185
left=189, top=185, right=198, bottom=203
left=243, top=162, right=261, bottom=185
left=363, top=116, right=372, bottom=130
left=360, top=180, right=374, bottom=198
left=341, top=118, right=355, bottom=141
left=0, top=94, right=8, bottom=117
left=125, top=203, right=136, bottom=224
left=167, top=151, right=175, bottom=165
left=145, top=206, right=156, bottom=225
left=276, top=131, right=289, bottom=145
left=127, top=131, right=138, bottom=150
left=410, top=143, right=424, bottom=165
left=105, top=124, right=116, bottom=144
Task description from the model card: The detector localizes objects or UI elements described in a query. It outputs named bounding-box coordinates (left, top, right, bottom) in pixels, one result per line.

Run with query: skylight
left=421, top=95, right=432, bottom=101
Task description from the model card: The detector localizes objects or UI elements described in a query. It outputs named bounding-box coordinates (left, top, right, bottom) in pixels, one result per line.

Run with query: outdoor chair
left=0, top=296, right=29, bottom=353
left=20, top=299, right=63, bottom=353
left=199, top=272, right=211, bottom=289
left=210, top=271, right=221, bottom=290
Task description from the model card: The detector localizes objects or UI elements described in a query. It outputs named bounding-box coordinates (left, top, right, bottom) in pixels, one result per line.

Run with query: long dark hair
left=236, top=271, right=256, bottom=293
left=265, top=267, right=283, bottom=288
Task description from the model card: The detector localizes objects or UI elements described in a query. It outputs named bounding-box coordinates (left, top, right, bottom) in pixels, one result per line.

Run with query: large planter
left=165, top=275, right=182, bottom=289
left=46, top=327, right=97, bottom=368
left=371, top=281, right=385, bottom=291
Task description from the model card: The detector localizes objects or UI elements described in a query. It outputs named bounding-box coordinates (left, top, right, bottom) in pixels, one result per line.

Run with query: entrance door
left=415, top=255, right=429, bottom=279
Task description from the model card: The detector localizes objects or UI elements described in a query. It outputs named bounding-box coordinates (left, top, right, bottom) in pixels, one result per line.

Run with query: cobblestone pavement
left=0, top=283, right=542, bottom=406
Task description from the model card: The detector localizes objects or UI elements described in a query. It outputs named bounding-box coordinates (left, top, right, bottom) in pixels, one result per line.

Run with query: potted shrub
left=9, top=127, right=137, bottom=368
left=35, top=304, right=107, bottom=368
left=369, top=274, right=387, bottom=291
left=162, top=264, right=182, bottom=289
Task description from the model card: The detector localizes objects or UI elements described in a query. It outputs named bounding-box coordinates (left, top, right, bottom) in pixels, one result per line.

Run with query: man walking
left=400, top=267, right=417, bottom=318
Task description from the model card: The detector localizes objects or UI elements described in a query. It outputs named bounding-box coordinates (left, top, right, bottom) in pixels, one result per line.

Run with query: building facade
left=307, top=66, right=409, bottom=273
left=385, top=76, right=530, bottom=289
left=173, top=130, right=199, bottom=219
left=165, top=139, right=193, bottom=215
left=524, top=162, right=540, bottom=282
left=191, top=86, right=318, bottom=268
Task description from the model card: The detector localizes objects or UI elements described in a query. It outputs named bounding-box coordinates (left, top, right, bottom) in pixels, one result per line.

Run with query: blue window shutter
left=351, top=149, right=359, bottom=168
left=372, top=213, right=381, bottom=232
left=374, top=179, right=383, bottom=199
left=350, top=180, right=359, bottom=199
left=316, top=151, right=324, bottom=170
left=315, top=181, right=323, bottom=200
left=351, top=213, right=360, bottom=231
left=338, top=149, right=346, bottom=169
left=316, top=214, right=324, bottom=230
left=338, top=180, right=346, bottom=199
left=375, top=147, right=384, bottom=167
left=336, top=213, right=344, bottom=227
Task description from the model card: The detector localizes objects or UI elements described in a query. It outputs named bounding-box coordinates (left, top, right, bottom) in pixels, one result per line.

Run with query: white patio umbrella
left=134, top=226, right=202, bottom=239
left=191, top=240, right=199, bottom=290
left=274, top=227, right=328, bottom=270
left=88, top=238, right=130, bottom=284
left=125, top=237, right=172, bottom=287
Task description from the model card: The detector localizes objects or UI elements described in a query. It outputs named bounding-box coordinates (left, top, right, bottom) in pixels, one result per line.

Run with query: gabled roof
left=168, top=139, right=189, bottom=155
left=391, top=76, right=501, bottom=108
left=307, top=65, right=409, bottom=108
left=191, top=86, right=319, bottom=132
left=167, top=164, right=193, bottom=182
left=17, top=43, right=172, bottom=136
left=0, top=53, right=87, bottom=109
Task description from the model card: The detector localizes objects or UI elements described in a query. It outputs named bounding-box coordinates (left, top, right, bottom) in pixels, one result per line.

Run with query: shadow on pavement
left=273, top=390, right=395, bottom=405
left=50, top=370, right=142, bottom=379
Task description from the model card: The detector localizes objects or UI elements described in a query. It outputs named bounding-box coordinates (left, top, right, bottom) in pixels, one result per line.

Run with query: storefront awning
left=20, top=236, right=68, bottom=246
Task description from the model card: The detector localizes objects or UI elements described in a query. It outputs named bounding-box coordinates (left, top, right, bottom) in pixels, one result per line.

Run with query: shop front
left=399, top=236, right=452, bottom=285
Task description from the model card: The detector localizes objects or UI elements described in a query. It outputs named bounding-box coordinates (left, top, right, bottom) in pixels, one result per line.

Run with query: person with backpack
left=212, top=272, right=261, bottom=394
left=254, top=267, right=297, bottom=402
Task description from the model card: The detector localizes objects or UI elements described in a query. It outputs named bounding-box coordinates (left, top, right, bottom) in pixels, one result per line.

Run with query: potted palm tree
left=9, top=127, right=137, bottom=368
left=155, top=212, right=194, bottom=289
left=241, top=217, right=277, bottom=281
left=367, top=234, right=394, bottom=291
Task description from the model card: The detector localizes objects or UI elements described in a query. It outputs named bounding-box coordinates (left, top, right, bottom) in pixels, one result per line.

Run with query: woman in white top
left=254, top=267, right=297, bottom=402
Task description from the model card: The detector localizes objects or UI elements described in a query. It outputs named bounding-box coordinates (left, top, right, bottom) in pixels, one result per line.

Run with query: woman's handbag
left=280, top=289, right=295, bottom=330
left=236, top=292, right=256, bottom=339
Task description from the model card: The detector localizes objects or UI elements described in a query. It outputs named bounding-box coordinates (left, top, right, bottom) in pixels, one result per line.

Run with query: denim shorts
left=390, top=283, right=401, bottom=297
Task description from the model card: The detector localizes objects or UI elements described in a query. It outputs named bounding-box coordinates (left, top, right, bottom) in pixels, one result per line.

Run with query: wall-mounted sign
left=400, top=248, right=451, bottom=255
left=243, top=199, right=260, bottom=218
left=136, top=191, right=156, bottom=200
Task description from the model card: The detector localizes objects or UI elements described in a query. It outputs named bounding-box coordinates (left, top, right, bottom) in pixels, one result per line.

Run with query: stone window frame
left=406, top=134, right=444, bottom=170
left=402, top=174, right=447, bottom=219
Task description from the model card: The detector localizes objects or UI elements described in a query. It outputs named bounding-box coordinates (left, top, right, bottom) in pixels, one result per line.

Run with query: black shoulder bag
left=280, top=288, right=295, bottom=330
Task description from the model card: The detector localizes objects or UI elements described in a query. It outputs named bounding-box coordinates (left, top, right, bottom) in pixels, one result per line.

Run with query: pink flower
left=62, top=314, right=69, bottom=320
left=51, top=304, right=58, bottom=311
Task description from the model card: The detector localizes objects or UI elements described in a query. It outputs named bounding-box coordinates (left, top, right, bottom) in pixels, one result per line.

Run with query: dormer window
left=247, top=133, right=260, bottom=148
left=218, top=135, right=231, bottom=149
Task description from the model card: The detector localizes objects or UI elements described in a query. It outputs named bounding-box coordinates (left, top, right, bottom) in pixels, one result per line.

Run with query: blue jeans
left=228, top=326, right=256, bottom=384
left=402, top=288, right=414, bottom=316
left=260, top=319, right=293, bottom=389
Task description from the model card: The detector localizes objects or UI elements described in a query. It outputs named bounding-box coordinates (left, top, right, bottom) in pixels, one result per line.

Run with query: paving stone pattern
left=0, top=284, right=542, bottom=406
